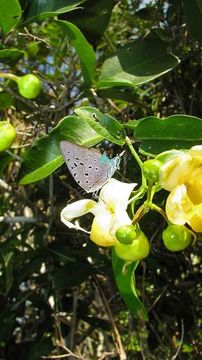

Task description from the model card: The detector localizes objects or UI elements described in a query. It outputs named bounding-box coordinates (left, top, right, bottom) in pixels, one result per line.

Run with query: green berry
left=116, top=225, right=137, bottom=244
left=0, top=121, right=16, bottom=151
left=142, top=159, right=162, bottom=183
left=27, top=42, right=40, bottom=58
left=114, top=230, right=150, bottom=261
left=162, top=224, right=192, bottom=252
left=17, top=74, right=41, bottom=99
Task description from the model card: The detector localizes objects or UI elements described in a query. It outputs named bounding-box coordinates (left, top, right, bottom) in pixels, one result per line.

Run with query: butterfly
left=60, top=140, right=122, bottom=193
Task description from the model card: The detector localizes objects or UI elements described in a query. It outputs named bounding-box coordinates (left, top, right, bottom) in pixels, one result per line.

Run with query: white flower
left=61, top=179, right=136, bottom=246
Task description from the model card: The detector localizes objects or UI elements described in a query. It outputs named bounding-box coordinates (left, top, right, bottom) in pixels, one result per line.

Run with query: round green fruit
left=17, top=74, right=41, bottom=99
left=0, top=121, right=16, bottom=151
left=27, top=41, right=40, bottom=58
left=162, top=224, right=192, bottom=252
left=142, top=159, right=162, bottom=183
left=115, top=225, right=137, bottom=244
left=114, top=230, right=150, bottom=261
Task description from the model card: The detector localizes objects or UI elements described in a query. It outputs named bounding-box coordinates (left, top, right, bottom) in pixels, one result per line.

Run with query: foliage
left=0, top=0, right=201, bottom=359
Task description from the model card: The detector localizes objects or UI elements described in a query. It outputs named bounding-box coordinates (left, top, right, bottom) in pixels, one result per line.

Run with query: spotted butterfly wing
left=60, top=141, right=120, bottom=193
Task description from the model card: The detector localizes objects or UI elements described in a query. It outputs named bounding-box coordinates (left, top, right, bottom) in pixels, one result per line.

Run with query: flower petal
left=166, top=184, right=193, bottom=225
left=90, top=210, right=117, bottom=246
left=90, top=207, right=132, bottom=247
left=188, top=204, right=202, bottom=233
left=186, top=167, right=202, bottom=204
left=99, top=178, right=136, bottom=211
left=61, top=199, right=97, bottom=233
left=189, top=145, right=202, bottom=160
left=159, top=153, right=192, bottom=191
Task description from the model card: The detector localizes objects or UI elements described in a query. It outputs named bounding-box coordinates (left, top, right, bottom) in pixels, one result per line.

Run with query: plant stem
left=0, top=72, right=19, bottom=82
left=149, top=202, right=168, bottom=222
left=125, top=136, right=143, bottom=168
left=125, top=136, right=147, bottom=188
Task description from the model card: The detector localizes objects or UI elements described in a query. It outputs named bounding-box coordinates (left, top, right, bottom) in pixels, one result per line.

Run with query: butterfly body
left=60, top=141, right=121, bottom=193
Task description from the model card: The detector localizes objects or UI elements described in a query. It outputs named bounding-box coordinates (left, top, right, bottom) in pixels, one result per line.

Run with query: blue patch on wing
left=100, top=154, right=109, bottom=164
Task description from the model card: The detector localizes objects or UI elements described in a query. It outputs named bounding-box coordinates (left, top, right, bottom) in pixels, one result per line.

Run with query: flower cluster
left=61, top=145, right=201, bottom=261
left=159, top=146, right=202, bottom=232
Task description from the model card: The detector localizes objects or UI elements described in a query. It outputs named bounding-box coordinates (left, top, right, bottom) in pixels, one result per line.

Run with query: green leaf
left=75, top=106, right=126, bottom=145
left=112, top=249, right=148, bottom=320
left=66, top=0, right=116, bottom=45
left=0, top=92, right=14, bottom=109
left=0, top=0, right=21, bottom=34
left=55, top=20, right=96, bottom=86
left=98, top=86, right=137, bottom=103
left=53, top=262, right=94, bottom=289
left=0, top=151, right=13, bottom=176
left=132, top=115, right=202, bottom=154
left=183, top=0, right=202, bottom=42
left=97, top=33, right=180, bottom=89
left=19, top=115, right=103, bottom=185
left=22, top=0, right=86, bottom=25
left=0, top=48, right=24, bottom=64
left=123, top=119, right=139, bottom=130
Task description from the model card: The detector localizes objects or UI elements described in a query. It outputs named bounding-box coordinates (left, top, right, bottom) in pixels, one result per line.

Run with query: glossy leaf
left=0, top=48, right=24, bottom=64
left=55, top=20, right=96, bottom=86
left=112, top=249, right=148, bottom=320
left=19, top=115, right=103, bottom=185
left=0, top=0, right=21, bottom=34
left=98, top=86, right=137, bottom=103
left=22, top=0, right=85, bottom=25
left=75, top=106, right=126, bottom=145
left=183, top=0, right=202, bottom=42
left=0, top=92, right=14, bottom=109
left=97, top=34, right=180, bottom=89
left=65, top=0, right=115, bottom=45
left=0, top=152, right=13, bottom=176
left=132, top=115, right=202, bottom=154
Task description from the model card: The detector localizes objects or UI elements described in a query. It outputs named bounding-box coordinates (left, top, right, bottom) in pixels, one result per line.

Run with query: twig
left=0, top=178, right=12, bottom=191
left=107, top=98, right=123, bottom=113
left=20, top=27, right=53, bottom=50
left=0, top=216, right=37, bottom=223
left=42, top=339, right=85, bottom=359
left=93, top=276, right=127, bottom=360
left=42, top=343, right=85, bottom=360
left=41, top=354, right=72, bottom=359
left=11, top=143, right=31, bottom=149
left=5, top=149, right=23, bottom=161
left=68, top=288, right=79, bottom=354
left=98, top=352, right=117, bottom=360
left=171, top=319, right=184, bottom=360
left=44, top=175, right=54, bottom=239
